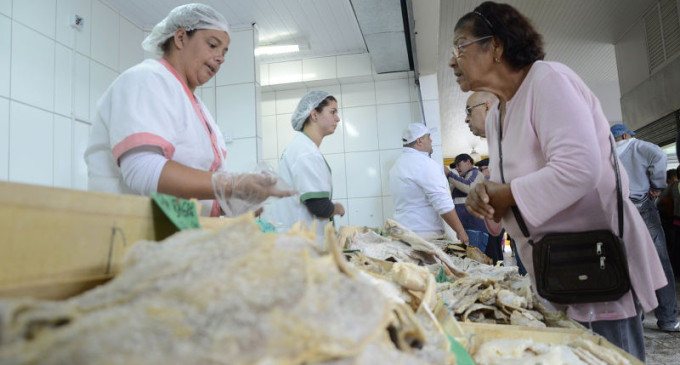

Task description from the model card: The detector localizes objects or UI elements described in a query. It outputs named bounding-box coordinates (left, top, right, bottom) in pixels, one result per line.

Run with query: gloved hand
left=212, top=170, right=296, bottom=217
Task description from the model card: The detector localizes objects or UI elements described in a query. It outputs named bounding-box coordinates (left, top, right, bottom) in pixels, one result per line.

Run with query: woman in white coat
left=85, top=4, right=291, bottom=216
left=271, top=91, right=345, bottom=245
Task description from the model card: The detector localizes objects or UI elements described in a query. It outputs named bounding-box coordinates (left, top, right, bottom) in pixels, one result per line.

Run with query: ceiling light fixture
left=254, top=44, right=300, bottom=56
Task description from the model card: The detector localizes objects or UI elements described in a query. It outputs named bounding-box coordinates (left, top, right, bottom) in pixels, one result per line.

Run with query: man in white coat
left=389, top=123, right=468, bottom=244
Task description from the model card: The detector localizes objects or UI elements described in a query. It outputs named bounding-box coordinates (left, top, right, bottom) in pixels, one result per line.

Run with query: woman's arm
left=158, top=160, right=215, bottom=200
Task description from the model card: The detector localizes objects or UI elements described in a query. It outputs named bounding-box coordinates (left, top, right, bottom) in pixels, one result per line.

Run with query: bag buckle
left=596, top=241, right=603, bottom=255
left=600, top=256, right=606, bottom=270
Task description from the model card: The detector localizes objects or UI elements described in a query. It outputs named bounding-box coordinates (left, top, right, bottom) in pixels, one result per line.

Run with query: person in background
left=464, top=91, right=497, bottom=138
left=659, top=168, right=680, bottom=277
left=473, top=158, right=506, bottom=265
left=390, top=124, right=469, bottom=244
left=446, top=153, right=489, bottom=252
left=269, top=91, right=345, bottom=247
left=454, top=2, right=667, bottom=359
left=85, top=4, right=292, bottom=216
left=475, top=158, right=491, bottom=179
left=612, top=123, right=680, bottom=333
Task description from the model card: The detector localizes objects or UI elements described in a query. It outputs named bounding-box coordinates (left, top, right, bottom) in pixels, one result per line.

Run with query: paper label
left=151, top=192, right=201, bottom=230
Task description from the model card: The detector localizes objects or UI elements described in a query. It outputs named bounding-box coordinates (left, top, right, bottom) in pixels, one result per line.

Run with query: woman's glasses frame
left=451, top=36, right=493, bottom=59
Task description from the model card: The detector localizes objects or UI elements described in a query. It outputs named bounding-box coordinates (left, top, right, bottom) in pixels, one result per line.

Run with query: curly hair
left=454, top=1, right=545, bottom=71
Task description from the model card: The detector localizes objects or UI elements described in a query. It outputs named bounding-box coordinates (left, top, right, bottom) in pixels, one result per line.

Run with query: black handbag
left=496, top=106, right=631, bottom=304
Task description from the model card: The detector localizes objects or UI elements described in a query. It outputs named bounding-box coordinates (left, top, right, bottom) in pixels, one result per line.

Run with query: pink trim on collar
left=156, top=58, right=223, bottom=172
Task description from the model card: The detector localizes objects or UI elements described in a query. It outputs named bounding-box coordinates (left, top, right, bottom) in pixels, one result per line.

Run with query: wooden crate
left=0, top=181, right=177, bottom=300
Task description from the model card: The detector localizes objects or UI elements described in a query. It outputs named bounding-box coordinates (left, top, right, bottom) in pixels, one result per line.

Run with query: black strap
left=496, top=104, right=624, bottom=244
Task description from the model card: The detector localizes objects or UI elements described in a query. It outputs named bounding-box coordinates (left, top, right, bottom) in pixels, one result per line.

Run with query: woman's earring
left=494, top=57, right=500, bottom=63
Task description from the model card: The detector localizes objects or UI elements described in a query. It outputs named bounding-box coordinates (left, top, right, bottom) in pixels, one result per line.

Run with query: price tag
left=151, top=192, right=201, bottom=230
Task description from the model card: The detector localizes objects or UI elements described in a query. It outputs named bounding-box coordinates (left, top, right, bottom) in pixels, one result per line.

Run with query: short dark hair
left=452, top=153, right=473, bottom=168
left=455, top=1, right=545, bottom=71
left=302, top=96, right=337, bottom=128
left=160, top=29, right=196, bottom=54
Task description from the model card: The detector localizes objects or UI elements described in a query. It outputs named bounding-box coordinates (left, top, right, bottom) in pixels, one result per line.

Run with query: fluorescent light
left=254, top=44, right=299, bottom=56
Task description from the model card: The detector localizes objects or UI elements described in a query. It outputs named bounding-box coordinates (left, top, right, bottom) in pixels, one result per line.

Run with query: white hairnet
left=291, top=91, right=333, bottom=131
left=142, top=3, right=231, bottom=55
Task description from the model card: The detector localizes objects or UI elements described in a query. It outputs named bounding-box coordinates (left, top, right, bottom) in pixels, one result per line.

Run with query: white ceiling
left=105, top=0, right=659, bottom=158
left=104, top=0, right=367, bottom=63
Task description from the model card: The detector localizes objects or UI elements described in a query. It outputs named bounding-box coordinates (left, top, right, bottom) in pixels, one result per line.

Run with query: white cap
left=402, top=123, right=436, bottom=144
left=141, top=3, right=231, bottom=55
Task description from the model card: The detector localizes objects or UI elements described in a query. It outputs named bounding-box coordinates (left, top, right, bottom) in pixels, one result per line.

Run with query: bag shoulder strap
left=496, top=104, right=624, bottom=243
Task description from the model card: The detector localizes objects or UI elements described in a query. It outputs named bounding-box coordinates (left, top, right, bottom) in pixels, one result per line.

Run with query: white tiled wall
left=53, top=114, right=73, bottom=188
left=0, top=15, right=11, bottom=98
left=203, top=27, right=260, bottom=174
left=0, top=97, right=8, bottom=180
left=9, top=102, right=54, bottom=185
left=119, top=17, right=144, bottom=72
left=13, top=0, right=56, bottom=39
left=91, top=1, right=119, bottom=71
left=11, top=22, right=56, bottom=111
left=261, top=61, right=425, bottom=228
left=0, top=0, right=145, bottom=190
left=0, top=0, right=11, bottom=17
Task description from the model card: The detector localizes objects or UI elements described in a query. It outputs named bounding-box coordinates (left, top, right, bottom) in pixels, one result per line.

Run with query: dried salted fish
left=337, top=225, right=374, bottom=249
left=383, top=219, right=467, bottom=277
left=461, top=303, right=497, bottom=322
left=470, top=337, right=630, bottom=365
left=451, top=283, right=483, bottom=315
left=466, top=245, right=492, bottom=265
left=509, top=310, right=546, bottom=328
left=0, top=215, right=447, bottom=365
left=571, top=346, right=607, bottom=365
left=341, top=222, right=579, bottom=330
left=348, top=231, right=420, bottom=263
left=496, top=289, right=528, bottom=309
left=473, top=339, right=587, bottom=365
left=569, top=338, right=631, bottom=365
left=478, top=284, right=498, bottom=305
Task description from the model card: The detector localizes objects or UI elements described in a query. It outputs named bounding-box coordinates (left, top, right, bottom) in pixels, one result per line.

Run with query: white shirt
left=268, top=132, right=333, bottom=247
left=389, top=148, right=455, bottom=235
left=85, top=59, right=228, bottom=216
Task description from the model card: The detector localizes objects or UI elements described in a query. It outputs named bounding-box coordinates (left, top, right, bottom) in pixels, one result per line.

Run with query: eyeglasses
left=451, top=36, right=493, bottom=59
left=465, top=102, right=487, bottom=116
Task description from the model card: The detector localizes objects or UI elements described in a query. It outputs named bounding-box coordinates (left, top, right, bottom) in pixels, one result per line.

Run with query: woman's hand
left=456, top=229, right=469, bottom=245
left=333, top=202, right=345, bottom=217
left=466, top=181, right=495, bottom=220
left=466, top=180, right=516, bottom=222
left=230, top=173, right=296, bottom=203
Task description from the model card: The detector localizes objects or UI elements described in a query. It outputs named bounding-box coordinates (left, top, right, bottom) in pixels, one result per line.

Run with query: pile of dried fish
left=471, top=338, right=631, bottom=365
left=0, top=215, right=455, bottom=365
left=342, top=219, right=579, bottom=329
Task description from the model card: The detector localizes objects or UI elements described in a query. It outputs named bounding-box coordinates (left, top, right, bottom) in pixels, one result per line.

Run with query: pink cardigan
left=485, top=61, right=666, bottom=322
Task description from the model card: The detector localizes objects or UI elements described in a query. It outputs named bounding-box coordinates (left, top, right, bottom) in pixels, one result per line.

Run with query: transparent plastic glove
left=212, top=163, right=296, bottom=217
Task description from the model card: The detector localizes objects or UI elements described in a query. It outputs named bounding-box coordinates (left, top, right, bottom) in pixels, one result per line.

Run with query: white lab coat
left=269, top=132, right=333, bottom=247
left=85, top=59, right=228, bottom=216
left=389, top=148, right=455, bottom=235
